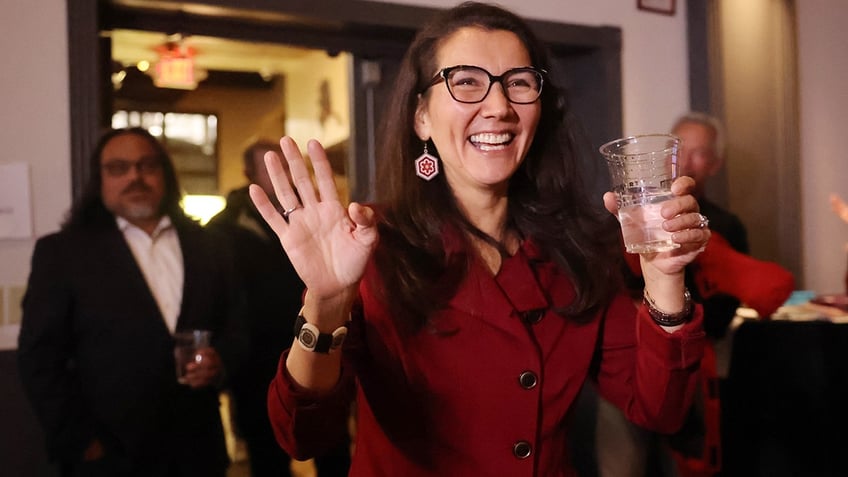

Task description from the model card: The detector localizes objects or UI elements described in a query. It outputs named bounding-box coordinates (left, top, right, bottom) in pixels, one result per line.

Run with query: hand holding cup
left=604, top=175, right=710, bottom=276
left=174, top=330, right=221, bottom=388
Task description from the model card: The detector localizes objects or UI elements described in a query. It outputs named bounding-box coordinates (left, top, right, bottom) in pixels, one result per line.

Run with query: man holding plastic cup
left=17, top=128, right=244, bottom=477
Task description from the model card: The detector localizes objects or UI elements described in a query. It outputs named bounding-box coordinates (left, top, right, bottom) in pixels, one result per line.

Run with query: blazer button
left=518, top=371, right=538, bottom=390
left=522, top=309, right=544, bottom=324
left=513, top=440, right=532, bottom=459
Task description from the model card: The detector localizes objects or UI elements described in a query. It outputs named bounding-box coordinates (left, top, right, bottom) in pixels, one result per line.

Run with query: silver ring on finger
left=696, top=213, right=709, bottom=229
left=281, top=205, right=301, bottom=223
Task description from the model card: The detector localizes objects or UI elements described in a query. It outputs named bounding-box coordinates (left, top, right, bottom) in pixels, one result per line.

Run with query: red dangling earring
left=414, top=142, right=439, bottom=181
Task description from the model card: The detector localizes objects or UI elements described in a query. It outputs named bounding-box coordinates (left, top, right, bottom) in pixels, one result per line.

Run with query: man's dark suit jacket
left=17, top=217, right=244, bottom=475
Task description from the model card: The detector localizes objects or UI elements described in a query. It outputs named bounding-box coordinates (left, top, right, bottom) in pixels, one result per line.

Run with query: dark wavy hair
left=62, top=127, right=189, bottom=230
left=373, top=1, right=622, bottom=331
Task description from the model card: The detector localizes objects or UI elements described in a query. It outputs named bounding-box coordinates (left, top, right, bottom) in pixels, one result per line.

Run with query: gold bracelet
left=643, top=288, right=693, bottom=327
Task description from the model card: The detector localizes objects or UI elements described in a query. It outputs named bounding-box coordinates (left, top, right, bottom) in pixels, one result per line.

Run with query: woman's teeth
left=470, top=133, right=513, bottom=150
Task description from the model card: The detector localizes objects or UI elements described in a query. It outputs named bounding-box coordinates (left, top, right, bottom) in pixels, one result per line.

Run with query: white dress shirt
left=117, top=216, right=184, bottom=333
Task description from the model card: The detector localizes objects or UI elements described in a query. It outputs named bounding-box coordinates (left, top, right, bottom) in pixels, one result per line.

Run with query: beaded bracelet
left=643, top=288, right=693, bottom=327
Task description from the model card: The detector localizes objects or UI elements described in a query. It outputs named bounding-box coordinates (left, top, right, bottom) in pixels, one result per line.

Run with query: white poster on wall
left=0, top=162, right=33, bottom=239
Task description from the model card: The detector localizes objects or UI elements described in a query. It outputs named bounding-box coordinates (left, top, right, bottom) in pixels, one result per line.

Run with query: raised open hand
left=249, top=137, right=379, bottom=303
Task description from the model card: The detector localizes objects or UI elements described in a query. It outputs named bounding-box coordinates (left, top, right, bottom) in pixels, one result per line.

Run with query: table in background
left=723, top=319, right=848, bottom=476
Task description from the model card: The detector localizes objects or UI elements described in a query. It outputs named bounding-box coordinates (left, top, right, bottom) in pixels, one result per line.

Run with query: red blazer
left=268, top=239, right=705, bottom=476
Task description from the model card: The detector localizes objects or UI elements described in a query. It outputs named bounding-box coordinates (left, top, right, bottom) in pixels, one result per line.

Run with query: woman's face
left=415, top=27, right=541, bottom=194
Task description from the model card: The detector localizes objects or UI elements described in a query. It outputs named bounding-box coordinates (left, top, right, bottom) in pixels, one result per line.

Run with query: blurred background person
left=672, top=111, right=750, bottom=339
left=17, top=127, right=244, bottom=477
left=207, top=138, right=351, bottom=477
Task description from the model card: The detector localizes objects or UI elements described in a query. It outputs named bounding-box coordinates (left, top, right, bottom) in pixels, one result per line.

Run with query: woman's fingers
left=280, top=137, right=318, bottom=207
left=603, top=191, right=619, bottom=215
left=349, top=202, right=380, bottom=247
left=308, top=139, right=340, bottom=204
left=671, top=227, right=711, bottom=249
left=263, top=136, right=342, bottom=210
left=670, top=176, right=696, bottom=195
left=249, top=184, right=288, bottom=233
left=661, top=199, right=710, bottom=248
left=263, top=149, right=300, bottom=212
left=660, top=195, right=699, bottom=222
left=651, top=179, right=710, bottom=248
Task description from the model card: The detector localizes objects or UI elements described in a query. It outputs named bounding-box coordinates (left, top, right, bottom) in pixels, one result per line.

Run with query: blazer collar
left=442, top=231, right=552, bottom=336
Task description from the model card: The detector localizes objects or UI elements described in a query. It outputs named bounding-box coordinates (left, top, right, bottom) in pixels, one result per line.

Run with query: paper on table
left=771, top=302, right=848, bottom=322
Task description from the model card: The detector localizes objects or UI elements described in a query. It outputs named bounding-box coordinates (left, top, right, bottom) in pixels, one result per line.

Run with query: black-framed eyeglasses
left=424, top=65, right=545, bottom=104
left=101, top=157, right=163, bottom=177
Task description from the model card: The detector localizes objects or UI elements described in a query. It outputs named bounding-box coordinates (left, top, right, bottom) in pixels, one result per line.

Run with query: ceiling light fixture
left=153, top=35, right=200, bottom=90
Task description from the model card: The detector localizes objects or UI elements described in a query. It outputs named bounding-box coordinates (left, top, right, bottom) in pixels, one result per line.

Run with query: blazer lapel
left=174, top=222, right=202, bottom=331
left=444, top=244, right=551, bottom=337
left=99, top=225, right=168, bottom=329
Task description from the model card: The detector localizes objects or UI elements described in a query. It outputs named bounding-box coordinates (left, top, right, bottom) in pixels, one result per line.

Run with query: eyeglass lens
left=445, top=66, right=542, bottom=104
left=102, top=158, right=162, bottom=177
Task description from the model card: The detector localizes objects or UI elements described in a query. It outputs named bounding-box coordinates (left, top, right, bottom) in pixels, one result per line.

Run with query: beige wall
left=798, top=0, right=848, bottom=293
left=282, top=51, right=353, bottom=203
left=0, top=0, right=70, bottom=347
left=284, top=51, right=351, bottom=151
left=173, top=77, right=287, bottom=195
left=718, top=0, right=801, bottom=276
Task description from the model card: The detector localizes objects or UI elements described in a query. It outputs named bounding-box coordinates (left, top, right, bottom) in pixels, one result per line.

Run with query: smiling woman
left=244, top=3, right=709, bottom=476
left=413, top=27, right=542, bottom=197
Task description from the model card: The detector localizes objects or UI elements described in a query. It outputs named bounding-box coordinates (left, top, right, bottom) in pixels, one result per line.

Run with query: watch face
left=299, top=328, right=318, bottom=349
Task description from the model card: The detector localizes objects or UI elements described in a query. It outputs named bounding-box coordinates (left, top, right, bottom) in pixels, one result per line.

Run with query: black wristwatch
left=293, top=314, right=348, bottom=353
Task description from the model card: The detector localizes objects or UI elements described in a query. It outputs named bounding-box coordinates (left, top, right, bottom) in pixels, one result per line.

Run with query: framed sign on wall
left=638, top=0, right=676, bottom=15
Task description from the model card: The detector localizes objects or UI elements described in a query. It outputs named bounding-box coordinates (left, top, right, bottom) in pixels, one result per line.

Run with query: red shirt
left=268, top=239, right=705, bottom=476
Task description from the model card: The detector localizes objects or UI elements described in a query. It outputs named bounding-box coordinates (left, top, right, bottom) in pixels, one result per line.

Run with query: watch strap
left=294, top=314, right=348, bottom=353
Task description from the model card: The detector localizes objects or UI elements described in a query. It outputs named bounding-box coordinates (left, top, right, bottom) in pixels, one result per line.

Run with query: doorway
left=109, top=29, right=355, bottom=222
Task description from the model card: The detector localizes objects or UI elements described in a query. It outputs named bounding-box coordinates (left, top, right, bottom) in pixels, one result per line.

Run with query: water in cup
left=617, top=189, right=677, bottom=253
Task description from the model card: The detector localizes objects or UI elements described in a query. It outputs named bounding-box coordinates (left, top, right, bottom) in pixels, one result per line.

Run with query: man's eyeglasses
left=424, top=65, right=545, bottom=104
left=101, top=158, right=163, bottom=177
